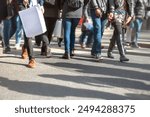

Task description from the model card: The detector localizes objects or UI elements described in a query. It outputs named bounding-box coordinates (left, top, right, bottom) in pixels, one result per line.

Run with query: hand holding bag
left=19, top=4, right=47, bottom=37
left=53, top=10, right=63, bottom=38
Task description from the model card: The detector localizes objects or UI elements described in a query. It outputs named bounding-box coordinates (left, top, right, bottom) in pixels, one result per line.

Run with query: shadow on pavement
left=0, top=77, right=129, bottom=100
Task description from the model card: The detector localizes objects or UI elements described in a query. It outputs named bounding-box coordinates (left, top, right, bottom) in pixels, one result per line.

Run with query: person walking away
left=107, top=0, right=134, bottom=62
left=2, top=0, right=18, bottom=53
left=19, top=0, right=47, bottom=68
left=62, top=0, right=90, bottom=59
left=130, top=0, right=147, bottom=48
left=84, top=0, right=109, bottom=61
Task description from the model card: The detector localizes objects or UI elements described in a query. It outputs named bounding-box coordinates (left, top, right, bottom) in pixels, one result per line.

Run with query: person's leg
left=114, top=22, right=129, bottom=62
left=63, top=18, right=72, bottom=59
left=86, top=24, right=94, bottom=47
left=0, top=21, right=2, bottom=41
left=131, top=18, right=143, bottom=48
left=91, top=9, right=102, bottom=60
left=24, top=35, right=35, bottom=68
left=135, top=18, right=143, bottom=46
left=36, top=34, right=51, bottom=57
left=70, top=18, right=80, bottom=55
left=9, top=16, right=17, bottom=39
left=45, top=17, right=57, bottom=44
left=101, top=18, right=107, bottom=36
left=15, top=15, right=23, bottom=49
left=107, top=29, right=116, bottom=58
left=3, top=19, right=11, bottom=48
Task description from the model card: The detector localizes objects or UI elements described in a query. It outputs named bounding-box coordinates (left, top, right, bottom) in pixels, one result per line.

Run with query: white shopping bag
left=53, top=19, right=63, bottom=38
left=19, top=4, right=47, bottom=37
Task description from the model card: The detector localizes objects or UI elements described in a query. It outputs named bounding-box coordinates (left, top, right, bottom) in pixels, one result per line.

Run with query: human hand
left=40, top=6, right=45, bottom=14
left=95, top=8, right=102, bottom=17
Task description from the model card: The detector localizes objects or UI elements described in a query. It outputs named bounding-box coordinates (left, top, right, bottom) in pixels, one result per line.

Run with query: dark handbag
left=6, top=0, right=15, bottom=19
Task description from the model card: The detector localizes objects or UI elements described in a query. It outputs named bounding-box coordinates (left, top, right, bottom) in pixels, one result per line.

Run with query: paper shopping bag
left=53, top=19, right=63, bottom=38
left=19, top=5, right=47, bottom=37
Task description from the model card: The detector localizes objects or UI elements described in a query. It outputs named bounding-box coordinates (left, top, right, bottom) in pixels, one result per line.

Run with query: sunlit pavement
left=0, top=29, right=150, bottom=100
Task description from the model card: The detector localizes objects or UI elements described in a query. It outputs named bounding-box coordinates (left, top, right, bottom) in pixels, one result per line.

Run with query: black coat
left=0, top=0, right=7, bottom=20
left=0, top=0, right=18, bottom=20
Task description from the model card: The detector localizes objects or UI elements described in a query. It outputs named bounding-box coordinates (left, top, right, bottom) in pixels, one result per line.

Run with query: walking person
left=3, top=0, right=18, bottom=53
left=44, top=0, right=63, bottom=44
left=84, top=0, right=109, bottom=61
left=62, top=0, right=90, bottom=59
left=107, top=0, right=134, bottom=62
left=130, top=0, right=147, bottom=48
left=19, top=0, right=49, bottom=68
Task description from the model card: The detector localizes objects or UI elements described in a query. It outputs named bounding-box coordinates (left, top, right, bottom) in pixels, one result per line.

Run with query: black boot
left=117, top=34, right=129, bottom=62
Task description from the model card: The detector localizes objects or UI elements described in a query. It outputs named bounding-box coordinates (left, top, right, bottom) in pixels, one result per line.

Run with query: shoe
left=101, top=45, right=105, bottom=49
left=41, top=45, right=51, bottom=58
left=27, top=59, right=36, bottom=68
left=21, top=46, right=28, bottom=59
left=95, top=53, right=103, bottom=61
left=58, top=38, right=63, bottom=47
left=120, top=56, right=129, bottom=62
left=91, top=52, right=96, bottom=58
left=45, top=48, right=52, bottom=58
left=1, top=41, right=4, bottom=47
left=62, top=53, right=70, bottom=59
left=81, top=43, right=86, bottom=49
left=15, top=44, right=20, bottom=50
left=107, top=52, right=114, bottom=59
left=131, top=42, right=140, bottom=48
left=70, top=50, right=75, bottom=57
left=3, top=47, right=11, bottom=54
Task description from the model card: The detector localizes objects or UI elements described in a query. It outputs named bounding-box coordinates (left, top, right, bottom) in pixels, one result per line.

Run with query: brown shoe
left=21, top=46, right=28, bottom=59
left=27, top=59, right=36, bottom=68
left=62, top=53, right=70, bottom=59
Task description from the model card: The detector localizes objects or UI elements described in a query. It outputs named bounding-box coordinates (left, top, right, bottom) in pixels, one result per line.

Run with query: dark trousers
left=45, top=17, right=57, bottom=43
left=108, top=21, right=126, bottom=57
left=23, top=34, right=33, bottom=60
left=35, top=17, right=57, bottom=45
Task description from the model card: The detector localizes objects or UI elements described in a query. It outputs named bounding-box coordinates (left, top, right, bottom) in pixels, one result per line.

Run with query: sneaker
left=27, top=59, right=36, bottom=68
left=3, top=47, right=11, bottom=54
left=91, top=52, right=96, bottom=58
left=62, top=53, right=70, bottom=59
left=15, top=44, right=20, bottom=50
left=21, top=46, right=28, bottom=59
left=131, top=42, right=140, bottom=48
left=95, top=53, right=103, bottom=61
left=70, top=50, right=75, bottom=58
left=81, top=43, right=86, bottom=49
left=107, top=52, right=114, bottom=59
left=120, top=56, right=129, bottom=62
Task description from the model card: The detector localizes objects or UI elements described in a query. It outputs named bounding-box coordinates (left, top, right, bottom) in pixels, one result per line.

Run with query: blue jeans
left=64, top=18, right=80, bottom=54
left=80, top=30, right=93, bottom=46
left=131, top=18, right=143, bottom=43
left=90, top=9, right=107, bottom=54
left=15, top=15, right=23, bottom=45
left=3, top=16, right=17, bottom=47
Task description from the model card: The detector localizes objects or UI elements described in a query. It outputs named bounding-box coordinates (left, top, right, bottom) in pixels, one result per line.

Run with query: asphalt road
left=0, top=29, right=150, bottom=100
